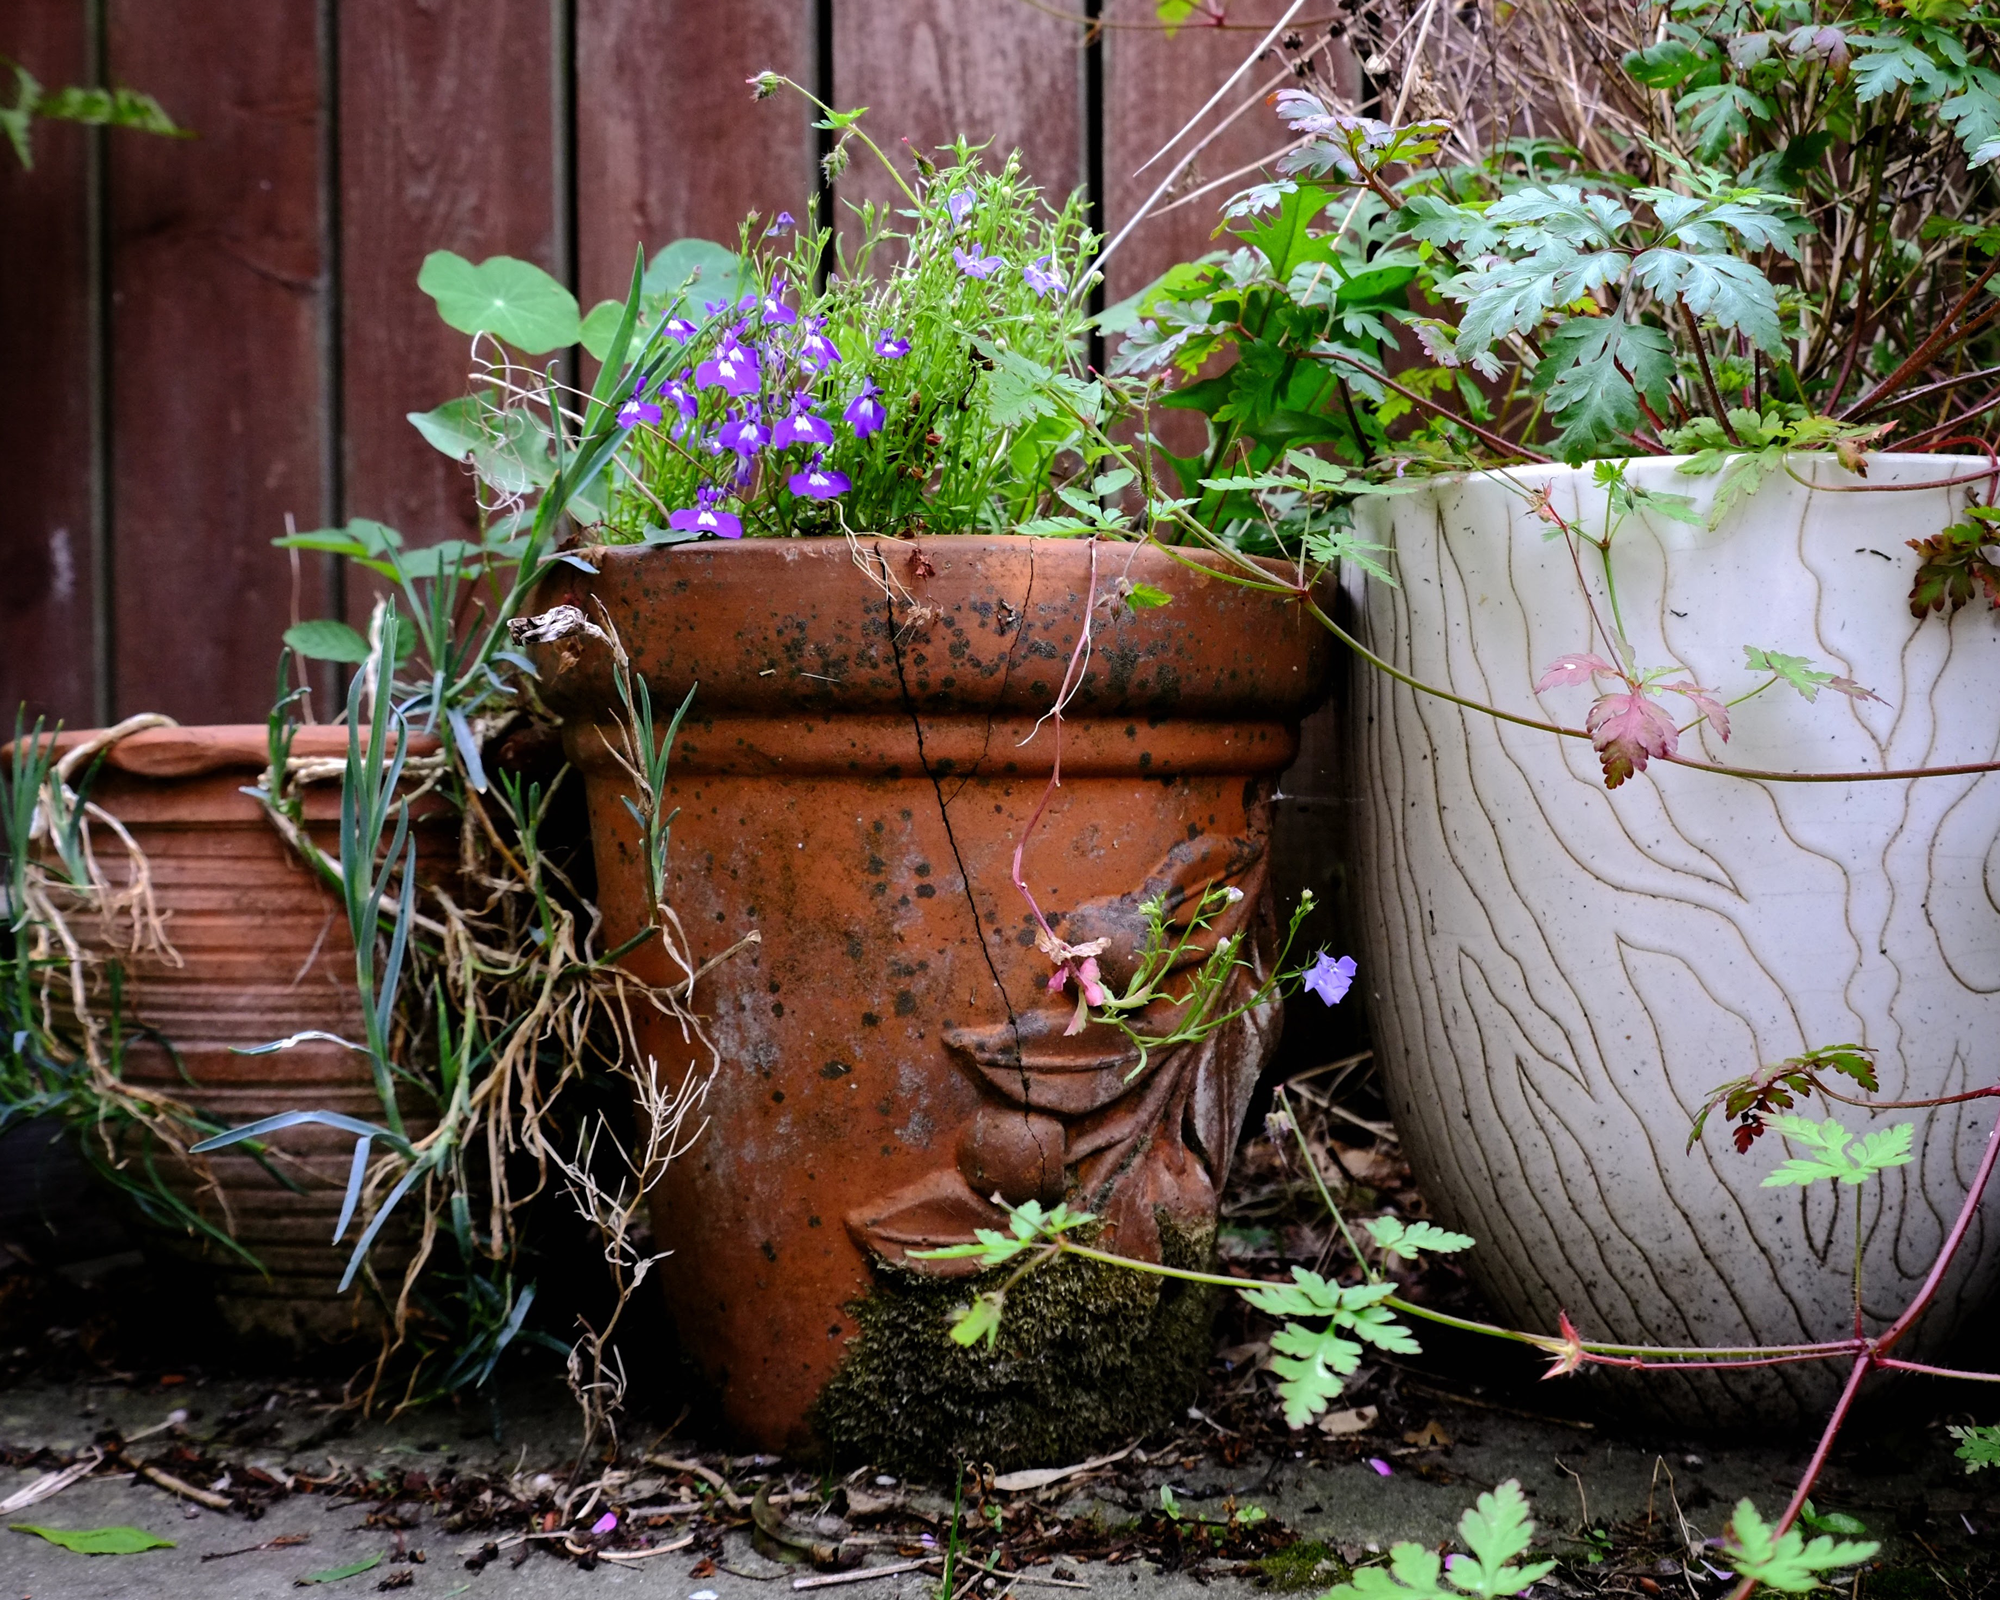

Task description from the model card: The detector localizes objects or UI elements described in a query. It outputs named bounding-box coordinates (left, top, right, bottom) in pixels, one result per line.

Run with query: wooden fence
left=3, top=0, right=1308, bottom=728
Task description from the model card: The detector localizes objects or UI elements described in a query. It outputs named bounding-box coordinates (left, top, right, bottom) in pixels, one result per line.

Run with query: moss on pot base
left=814, top=1218, right=1217, bottom=1471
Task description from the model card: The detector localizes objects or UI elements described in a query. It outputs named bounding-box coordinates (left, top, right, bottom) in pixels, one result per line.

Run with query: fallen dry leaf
left=1403, top=1421, right=1452, bottom=1448
left=1317, top=1406, right=1378, bottom=1437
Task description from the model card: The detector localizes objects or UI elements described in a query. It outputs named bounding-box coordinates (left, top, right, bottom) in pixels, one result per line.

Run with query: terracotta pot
left=1349, top=457, right=2000, bottom=1427
left=21, top=724, right=446, bottom=1351
left=532, top=535, right=1334, bottom=1462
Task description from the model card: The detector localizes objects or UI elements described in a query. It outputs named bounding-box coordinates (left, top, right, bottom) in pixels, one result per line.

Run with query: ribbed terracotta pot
left=1348, top=457, right=2000, bottom=1428
left=531, top=536, right=1333, bottom=1461
left=27, top=724, right=444, bottom=1351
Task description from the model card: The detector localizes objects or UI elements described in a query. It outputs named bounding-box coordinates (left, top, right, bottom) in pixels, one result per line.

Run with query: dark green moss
left=1255, top=1540, right=1345, bottom=1593
left=813, top=1216, right=1218, bottom=1472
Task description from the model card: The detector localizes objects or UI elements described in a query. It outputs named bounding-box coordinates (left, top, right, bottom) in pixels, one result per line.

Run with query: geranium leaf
left=1724, top=1500, right=1877, bottom=1591
left=1584, top=690, right=1680, bottom=788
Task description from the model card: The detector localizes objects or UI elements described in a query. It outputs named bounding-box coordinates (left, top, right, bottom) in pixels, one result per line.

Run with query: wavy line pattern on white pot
left=1349, top=456, right=2000, bottom=1426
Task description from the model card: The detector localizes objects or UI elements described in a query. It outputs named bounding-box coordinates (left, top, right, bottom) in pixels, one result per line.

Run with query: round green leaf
left=283, top=619, right=371, bottom=664
left=643, top=239, right=753, bottom=311
left=417, top=251, right=581, bottom=354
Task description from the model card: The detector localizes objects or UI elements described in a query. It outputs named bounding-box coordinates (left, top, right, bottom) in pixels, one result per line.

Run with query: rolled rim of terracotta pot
left=6, top=723, right=442, bottom=781
left=530, top=533, right=1337, bottom=724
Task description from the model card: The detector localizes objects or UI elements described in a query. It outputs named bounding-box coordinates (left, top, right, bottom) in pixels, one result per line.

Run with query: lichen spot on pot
left=812, top=1216, right=1217, bottom=1471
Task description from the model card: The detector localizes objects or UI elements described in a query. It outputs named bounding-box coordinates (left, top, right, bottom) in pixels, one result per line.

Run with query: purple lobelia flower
left=767, top=210, right=795, bottom=235
left=713, top=404, right=770, bottom=460
left=954, top=246, right=1003, bottom=280
left=948, top=189, right=975, bottom=228
left=662, top=316, right=698, bottom=341
left=659, top=369, right=700, bottom=437
left=668, top=484, right=743, bottom=539
left=696, top=336, right=761, bottom=396
left=796, top=320, right=841, bottom=374
left=1302, top=952, right=1357, bottom=1006
left=758, top=277, right=798, bottom=326
left=843, top=376, right=886, bottom=440
left=772, top=396, right=833, bottom=449
left=1023, top=254, right=1065, bottom=298
left=617, top=386, right=663, bottom=428
left=788, top=454, right=851, bottom=500
left=872, top=328, right=910, bottom=359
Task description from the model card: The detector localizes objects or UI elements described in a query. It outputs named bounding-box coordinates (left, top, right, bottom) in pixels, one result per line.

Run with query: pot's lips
left=7, top=724, right=441, bottom=780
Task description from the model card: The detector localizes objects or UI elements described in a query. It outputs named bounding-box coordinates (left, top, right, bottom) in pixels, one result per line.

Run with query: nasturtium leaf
left=9, top=1524, right=175, bottom=1554
left=417, top=251, right=581, bottom=354
left=643, top=238, right=753, bottom=310
left=406, top=396, right=489, bottom=461
left=578, top=298, right=627, bottom=361
left=296, top=1553, right=385, bottom=1584
left=283, top=619, right=372, bottom=664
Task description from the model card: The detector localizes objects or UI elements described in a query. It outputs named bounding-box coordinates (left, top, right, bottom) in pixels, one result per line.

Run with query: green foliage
left=1723, top=1500, right=1877, bottom=1593
left=1760, top=1115, right=1915, bottom=1189
left=418, top=251, right=582, bottom=355
left=282, top=619, right=373, bottom=665
left=1241, top=1271, right=1418, bottom=1427
left=9, top=1524, right=174, bottom=1554
left=1907, top=515, right=2000, bottom=619
left=1320, top=1481, right=1554, bottom=1599
left=1949, top=1423, right=2000, bottom=1472
left=910, top=1200, right=1097, bottom=1269
left=1366, top=1216, right=1474, bottom=1261
left=1110, top=4, right=2000, bottom=494
left=422, top=124, right=1101, bottom=546
left=1691, top=1043, right=1881, bottom=1154
left=1798, top=1501, right=1870, bottom=1539
left=3, top=59, right=186, bottom=170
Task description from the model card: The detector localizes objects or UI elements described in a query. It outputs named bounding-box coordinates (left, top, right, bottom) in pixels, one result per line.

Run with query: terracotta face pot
left=532, top=536, right=1333, bottom=1463
left=19, top=724, right=443, bottom=1351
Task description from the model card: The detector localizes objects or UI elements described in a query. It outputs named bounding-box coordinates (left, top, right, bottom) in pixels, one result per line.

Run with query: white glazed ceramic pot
left=1348, top=455, right=2000, bottom=1427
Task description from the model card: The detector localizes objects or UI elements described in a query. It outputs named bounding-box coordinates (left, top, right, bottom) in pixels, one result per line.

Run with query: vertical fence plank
left=830, top=1, right=1084, bottom=232
left=339, top=0, right=558, bottom=563
left=575, top=0, right=817, bottom=310
left=1101, top=0, right=1304, bottom=304
left=0, top=3, right=96, bottom=728
left=105, top=0, right=329, bottom=724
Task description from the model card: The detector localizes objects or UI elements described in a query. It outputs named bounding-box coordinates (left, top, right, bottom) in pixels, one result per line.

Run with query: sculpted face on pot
left=535, top=536, right=1332, bottom=1454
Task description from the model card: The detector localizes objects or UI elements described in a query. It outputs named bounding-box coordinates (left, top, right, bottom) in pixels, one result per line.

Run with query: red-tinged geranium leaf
left=1825, top=675, right=1887, bottom=705
left=1665, top=680, right=1730, bottom=741
left=1535, top=652, right=1619, bottom=692
left=1733, top=1119, right=1767, bottom=1153
left=1585, top=691, right=1679, bottom=788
